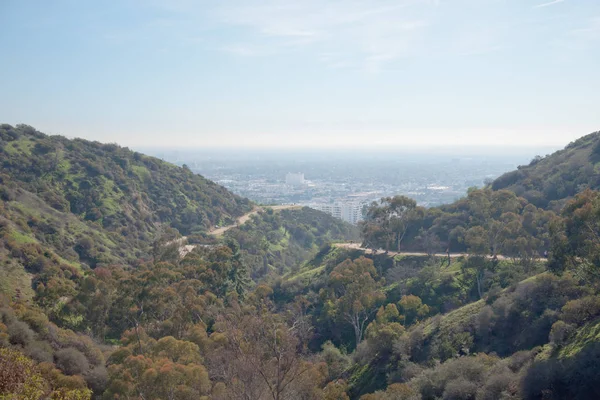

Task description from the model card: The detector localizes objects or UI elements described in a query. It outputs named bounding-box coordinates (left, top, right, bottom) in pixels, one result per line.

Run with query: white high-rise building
left=310, top=201, right=364, bottom=225
left=285, top=172, right=305, bottom=186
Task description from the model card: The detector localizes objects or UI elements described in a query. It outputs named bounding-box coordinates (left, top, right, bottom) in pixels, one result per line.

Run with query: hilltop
left=491, top=130, right=600, bottom=209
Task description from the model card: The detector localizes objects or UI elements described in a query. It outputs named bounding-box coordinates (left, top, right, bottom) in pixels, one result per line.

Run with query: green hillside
left=2, top=125, right=600, bottom=400
left=0, top=123, right=251, bottom=275
left=492, top=130, right=600, bottom=209
left=225, top=207, right=360, bottom=280
left=0, top=124, right=252, bottom=239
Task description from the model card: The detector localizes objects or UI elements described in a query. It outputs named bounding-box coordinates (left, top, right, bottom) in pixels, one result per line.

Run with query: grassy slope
left=557, top=318, right=600, bottom=359
left=0, top=124, right=253, bottom=299
left=225, top=207, right=360, bottom=280
left=491, top=130, right=600, bottom=209
left=0, top=124, right=252, bottom=237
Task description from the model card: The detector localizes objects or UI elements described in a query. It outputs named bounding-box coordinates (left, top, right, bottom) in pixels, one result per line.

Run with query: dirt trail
left=208, top=204, right=301, bottom=237
left=208, top=208, right=260, bottom=237
left=333, top=243, right=547, bottom=261
left=166, top=205, right=302, bottom=257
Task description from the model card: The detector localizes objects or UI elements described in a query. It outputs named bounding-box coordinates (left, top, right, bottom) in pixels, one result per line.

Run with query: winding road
left=332, top=242, right=547, bottom=261
left=172, top=204, right=303, bottom=257
left=208, top=204, right=302, bottom=237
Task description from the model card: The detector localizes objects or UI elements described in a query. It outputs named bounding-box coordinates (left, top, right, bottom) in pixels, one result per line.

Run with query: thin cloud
left=569, top=17, right=600, bottom=40
left=215, top=0, right=431, bottom=71
left=533, top=0, right=565, bottom=9
left=221, top=45, right=260, bottom=57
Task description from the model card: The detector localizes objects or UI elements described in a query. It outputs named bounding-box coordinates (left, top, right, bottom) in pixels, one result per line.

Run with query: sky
left=0, top=0, right=599, bottom=149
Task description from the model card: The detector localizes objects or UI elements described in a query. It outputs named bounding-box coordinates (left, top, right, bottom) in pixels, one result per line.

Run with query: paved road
left=333, top=242, right=547, bottom=261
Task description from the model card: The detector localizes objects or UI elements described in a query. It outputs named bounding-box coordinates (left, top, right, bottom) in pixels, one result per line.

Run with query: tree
left=326, top=257, right=385, bottom=346
left=210, top=308, right=322, bottom=400
left=362, top=196, right=420, bottom=252
left=0, top=348, right=92, bottom=400
left=397, top=295, right=430, bottom=326
left=463, top=226, right=493, bottom=299
left=150, top=226, right=181, bottom=264
left=103, top=334, right=210, bottom=400
left=548, top=189, right=600, bottom=281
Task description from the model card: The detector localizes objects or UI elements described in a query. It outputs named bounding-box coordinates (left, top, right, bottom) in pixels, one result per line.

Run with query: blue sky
left=0, top=0, right=598, bottom=148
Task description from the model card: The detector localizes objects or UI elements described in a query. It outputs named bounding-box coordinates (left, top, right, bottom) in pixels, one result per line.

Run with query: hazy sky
left=1, top=0, right=599, bottom=148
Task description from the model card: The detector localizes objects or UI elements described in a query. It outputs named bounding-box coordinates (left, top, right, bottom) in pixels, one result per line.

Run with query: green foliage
left=548, top=189, right=600, bottom=281
left=362, top=196, right=421, bottom=252
left=0, top=347, right=47, bottom=399
left=324, top=257, right=385, bottom=347
left=225, top=207, right=359, bottom=280
left=0, top=123, right=252, bottom=269
left=5, top=122, right=600, bottom=399
left=492, top=130, right=600, bottom=208
left=522, top=342, right=600, bottom=399
left=359, top=189, right=554, bottom=265
left=0, top=347, right=92, bottom=400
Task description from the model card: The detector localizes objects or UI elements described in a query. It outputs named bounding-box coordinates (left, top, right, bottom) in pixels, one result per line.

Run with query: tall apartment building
left=310, top=201, right=364, bottom=224
left=285, top=172, right=305, bottom=186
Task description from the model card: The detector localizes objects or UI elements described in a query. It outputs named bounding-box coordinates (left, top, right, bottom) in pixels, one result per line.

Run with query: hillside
left=0, top=124, right=252, bottom=236
left=0, top=124, right=366, bottom=399
left=492, top=130, right=600, bottom=209
left=2, top=125, right=600, bottom=400
left=225, top=207, right=360, bottom=280
left=0, top=124, right=253, bottom=273
left=283, top=242, right=598, bottom=399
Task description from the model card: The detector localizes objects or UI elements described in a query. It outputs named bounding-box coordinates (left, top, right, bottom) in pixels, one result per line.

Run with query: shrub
left=24, top=340, right=54, bottom=363
left=561, top=296, right=600, bottom=325
left=8, top=320, right=35, bottom=346
left=0, top=348, right=46, bottom=398
left=478, top=367, right=517, bottom=400
left=320, top=341, right=351, bottom=380
left=55, top=348, right=89, bottom=376
left=508, top=350, right=537, bottom=372
left=413, top=355, right=497, bottom=399
left=548, top=321, right=575, bottom=345
left=442, top=378, right=478, bottom=400
left=84, top=365, right=108, bottom=393
left=520, top=343, right=600, bottom=399
left=0, top=307, right=16, bottom=325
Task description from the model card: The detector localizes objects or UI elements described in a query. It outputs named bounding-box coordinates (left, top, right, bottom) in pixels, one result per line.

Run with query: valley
left=1, top=124, right=600, bottom=400
left=2, top=2, right=599, bottom=398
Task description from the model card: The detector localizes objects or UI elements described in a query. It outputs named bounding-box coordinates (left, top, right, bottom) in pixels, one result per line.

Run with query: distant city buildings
left=309, top=201, right=365, bottom=225
left=285, top=172, right=305, bottom=186
left=169, top=151, right=526, bottom=212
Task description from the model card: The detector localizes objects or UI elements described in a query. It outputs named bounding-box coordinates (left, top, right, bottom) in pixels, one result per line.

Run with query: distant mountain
left=491, top=130, right=600, bottom=209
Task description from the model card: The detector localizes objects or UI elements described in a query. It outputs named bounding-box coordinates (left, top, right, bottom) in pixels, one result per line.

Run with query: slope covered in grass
left=492, top=130, right=600, bottom=209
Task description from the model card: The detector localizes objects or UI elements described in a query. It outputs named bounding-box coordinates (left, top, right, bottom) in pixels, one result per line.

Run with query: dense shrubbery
left=491, top=130, right=600, bottom=208
left=0, top=124, right=252, bottom=272
left=225, top=207, right=359, bottom=280
left=361, top=189, right=555, bottom=259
